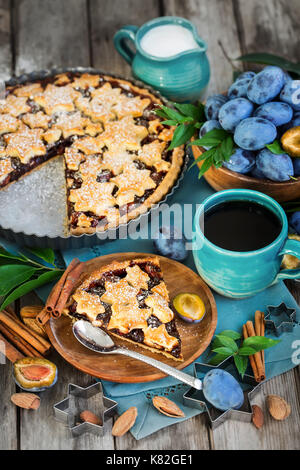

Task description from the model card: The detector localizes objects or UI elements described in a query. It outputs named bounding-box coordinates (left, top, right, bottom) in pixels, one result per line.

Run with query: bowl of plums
left=192, top=66, right=300, bottom=202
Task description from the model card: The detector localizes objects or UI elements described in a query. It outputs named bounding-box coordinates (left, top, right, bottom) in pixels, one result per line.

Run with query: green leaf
left=212, top=346, right=235, bottom=356
left=168, top=123, right=195, bottom=150
left=161, top=119, right=179, bottom=126
left=221, top=136, right=235, bottom=159
left=208, top=353, right=230, bottom=366
left=155, top=109, right=170, bottom=119
left=243, top=336, right=280, bottom=351
left=26, top=247, right=55, bottom=265
left=218, top=330, right=241, bottom=340
left=191, top=128, right=230, bottom=147
left=0, top=246, right=28, bottom=263
left=198, top=154, right=214, bottom=179
left=236, top=53, right=300, bottom=76
left=0, top=265, right=37, bottom=296
left=0, top=270, right=61, bottom=310
left=157, top=105, right=185, bottom=122
left=238, top=346, right=259, bottom=356
left=213, top=334, right=238, bottom=352
left=189, top=147, right=216, bottom=168
left=266, top=140, right=285, bottom=155
left=234, top=354, right=248, bottom=378
left=174, top=102, right=205, bottom=122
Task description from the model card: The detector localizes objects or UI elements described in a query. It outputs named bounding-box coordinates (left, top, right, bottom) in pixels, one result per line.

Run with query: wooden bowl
left=46, top=253, right=218, bottom=383
left=192, top=141, right=300, bottom=203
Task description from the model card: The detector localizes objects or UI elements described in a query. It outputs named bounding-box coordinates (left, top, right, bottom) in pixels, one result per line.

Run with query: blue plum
left=153, top=225, right=187, bottom=261
left=236, top=71, right=256, bottom=81
left=254, top=102, right=293, bottom=126
left=219, top=98, right=254, bottom=132
left=203, top=369, right=244, bottom=411
left=251, top=164, right=266, bottom=179
left=293, top=158, right=300, bottom=176
left=256, top=148, right=294, bottom=181
left=234, top=117, right=277, bottom=150
left=290, top=212, right=300, bottom=235
left=223, top=148, right=255, bottom=174
left=280, top=80, right=300, bottom=111
left=199, top=119, right=221, bottom=138
left=228, top=78, right=251, bottom=99
left=292, top=112, right=300, bottom=127
left=247, top=66, right=285, bottom=104
left=205, top=94, right=228, bottom=120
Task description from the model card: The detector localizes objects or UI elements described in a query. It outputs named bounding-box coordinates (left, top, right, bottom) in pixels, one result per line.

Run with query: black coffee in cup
left=203, top=200, right=282, bottom=252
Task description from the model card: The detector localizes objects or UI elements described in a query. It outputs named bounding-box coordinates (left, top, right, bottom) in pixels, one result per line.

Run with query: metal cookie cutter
left=265, top=302, right=296, bottom=336
left=53, top=382, right=118, bottom=437
left=183, top=357, right=263, bottom=430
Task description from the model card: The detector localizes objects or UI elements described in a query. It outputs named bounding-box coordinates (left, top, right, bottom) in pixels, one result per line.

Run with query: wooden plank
left=211, top=369, right=300, bottom=450
left=18, top=294, right=115, bottom=450
left=234, top=0, right=300, bottom=61
left=116, top=414, right=210, bottom=450
left=0, top=0, right=12, bottom=80
left=13, top=0, right=90, bottom=74
left=162, top=0, right=243, bottom=94
left=89, top=0, right=161, bottom=77
left=0, top=360, right=18, bottom=450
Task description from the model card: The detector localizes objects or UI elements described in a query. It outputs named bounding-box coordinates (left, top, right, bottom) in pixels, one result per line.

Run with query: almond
left=112, top=407, right=138, bottom=437
left=267, top=394, right=291, bottom=421
left=252, top=404, right=264, bottom=429
left=80, top=410, right=102, bottom=426
left=11, top=393, right=40, bottom=410
left=152, top=396, right=185, bottom=418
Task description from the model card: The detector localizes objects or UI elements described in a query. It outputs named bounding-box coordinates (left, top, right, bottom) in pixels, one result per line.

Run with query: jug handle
left=114, top=25, right=138, bottom=65
left=276, top=239, right=300, bottom=281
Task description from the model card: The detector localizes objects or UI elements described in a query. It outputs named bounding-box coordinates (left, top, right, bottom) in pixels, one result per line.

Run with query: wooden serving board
left=46, top=253, right=217, bottom=383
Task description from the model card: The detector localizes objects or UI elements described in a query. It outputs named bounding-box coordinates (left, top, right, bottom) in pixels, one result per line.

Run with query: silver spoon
left=73, top=320, right=202, bottom=390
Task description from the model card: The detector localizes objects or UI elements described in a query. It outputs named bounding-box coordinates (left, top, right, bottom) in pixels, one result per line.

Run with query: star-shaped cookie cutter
left=265, top=302, right=297, bottom=336
left=53, top=382, right=118, bottom=437
left=183, top=357, right=264, bottom=429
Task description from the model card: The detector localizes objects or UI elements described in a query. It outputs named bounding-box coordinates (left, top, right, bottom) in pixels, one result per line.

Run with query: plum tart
left=0, top=72, right=184, bottom=234
left=64, top=256, right=183, bottom=361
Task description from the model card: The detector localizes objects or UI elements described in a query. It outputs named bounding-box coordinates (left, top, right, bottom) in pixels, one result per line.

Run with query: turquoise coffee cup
left=114, top=16, right=210, bottom=103
left=193, top=189, right=300, bottom=298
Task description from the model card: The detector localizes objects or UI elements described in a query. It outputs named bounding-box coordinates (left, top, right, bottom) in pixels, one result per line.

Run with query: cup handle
left=276, top=239, right=300, bottom=281
left=113, top=25, right=138, bottom=65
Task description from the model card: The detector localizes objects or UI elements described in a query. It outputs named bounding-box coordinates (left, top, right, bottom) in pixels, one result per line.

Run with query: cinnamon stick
left=46, top=258, right=80, bottom=313
left=4, top=309, right=51, bottom=351
left=245, top=320, right=266, bottom=382
left=53, top=261, right=85, bottom=317
left=36, top=307, right=51, bottom=326
left=0, top=311, right=50, bottom=355
left=255, top=310, right=265, bottom=376
left=0, top=322, right=42, bottom=358
left=0, top=332, right=24, bottom=363
left=243, top=324, right=259, bottom=380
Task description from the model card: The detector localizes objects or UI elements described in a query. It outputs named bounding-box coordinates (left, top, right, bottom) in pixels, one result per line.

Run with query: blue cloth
left=1, top=162, right=300, bottom=440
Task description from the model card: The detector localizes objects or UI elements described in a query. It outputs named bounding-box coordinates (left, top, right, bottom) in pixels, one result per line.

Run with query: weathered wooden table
left=0, top=0, right=299, bottom=450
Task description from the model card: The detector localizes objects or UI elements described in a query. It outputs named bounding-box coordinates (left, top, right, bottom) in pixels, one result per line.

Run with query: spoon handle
left=117, top=348, right=202, bottom=390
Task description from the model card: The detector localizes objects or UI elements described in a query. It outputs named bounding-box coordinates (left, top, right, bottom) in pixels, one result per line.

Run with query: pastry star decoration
left=97, top=116, right=148, bottom=151
left=76, top=83, right=121, bottom=124
left=113, top=94, right=150, bottom=119
left=0, top=95, right=31, bottom=117
left=4, top=126, right=46, bottom=163
left=0, top=158, right=13, bottom=183
left=100, top=278, right=151, bottom=334
left=34, top=84, right=79, bottom=115
left=101, top=149, right=136, bottom=175
left=111, top=162, right=156, bottom=206
left=138, top=140, right=170, bottom=172
left=69, top=179, right=116, bottom=217
left=53, top=111, right=89, bottom=138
